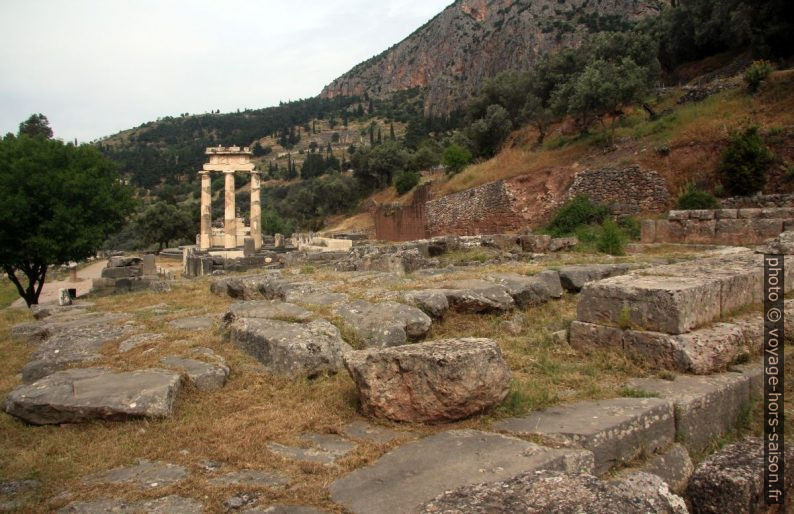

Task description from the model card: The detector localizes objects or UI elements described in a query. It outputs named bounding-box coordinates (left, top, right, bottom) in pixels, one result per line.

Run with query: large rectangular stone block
left=627, top=373, right=751, bottom=453
left=714, top=219, right=753, bottom=245
left=737, top=208, right=762, bottom=219
left=100, top=266, right=139, bottom=279
left=688, top=209, right=715, bottom=220
left=715, top=209, right=738, bottom=219
left=760, top=207, right=794, bottom=219
left=668, top=210, right=690, bottom=221
left=640, top=219, right=656, bottom=243
left=749, top=218, right=783, bottom=239
left=680, top=219, right=716, bottom=244
left=494, top=398, right=675, bottom=475
left=577, top=274, right=720, bottom=334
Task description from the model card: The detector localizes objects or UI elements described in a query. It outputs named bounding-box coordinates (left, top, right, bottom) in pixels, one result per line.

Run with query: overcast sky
left=0, top=0, right=452, bottom=143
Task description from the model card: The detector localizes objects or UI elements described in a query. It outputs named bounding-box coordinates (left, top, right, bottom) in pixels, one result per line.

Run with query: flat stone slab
left=495, top=397, right=675, bottom=475
left=242, top=506, right=330, bottom=514
left=420, top=470, right=687, bottom=513
left=558, top=263, right=641, bottom=292
left=487, top=271, right=563, bottom=307
left=119, top=333, right=164, bottom=353
left=439, top=280, right=515, bottom=313
left=17, top=312, right=133, bottom=383
left=290, top=292, right=348, bottom=307
left=168, top=316, right=215, bottom=330
left=341, top=420, right=405, bottom=444
left=328, top=429, right=593, bottom=514
left=333, top=300, right=432, bottom=348
left=221, top=300, right=313, bottom=330
left=84, top=460, right=187, bottom=488
left=343, top=338, right=511, bottom=423
left=3, top=368, right=182, bottom=425
left=686, top=437, right=794, bottom=514
left=0, top=479, right=39, bottom=512
left=627, top=372, right=751, bottom=452
left=209, top=469, right=289, bottom=488
left=267, top=433, right=356, bottom=466
left=58, top=495, right=202, bottom=513
left=161, top=356, right=229, bottom=391
left=231, top=318, right=351, bottom=378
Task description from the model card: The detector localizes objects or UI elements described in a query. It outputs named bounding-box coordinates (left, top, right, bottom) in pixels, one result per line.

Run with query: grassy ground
left=0, top=248, right=790, bottom=511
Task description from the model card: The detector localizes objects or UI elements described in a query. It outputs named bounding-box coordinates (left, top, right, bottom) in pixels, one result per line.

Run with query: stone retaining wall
left=642, top=208, right=794, bottom=245
left=373, top=184, right=430, bottom=242
left=565, top=166, right=670, bottom=215
left=425, top=180, right=526, bottom=236
left=720, top=193, right=794, bottom=209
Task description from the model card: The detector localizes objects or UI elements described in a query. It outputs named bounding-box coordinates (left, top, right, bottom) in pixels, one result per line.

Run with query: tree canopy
left=18, top=113, right=53, bottom=139
left=134, top=202, right=194, bottom=252
left=0, top=132, right=134, bottom=306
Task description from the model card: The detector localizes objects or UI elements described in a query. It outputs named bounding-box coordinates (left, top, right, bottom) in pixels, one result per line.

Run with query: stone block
left=680, top=220, right=716, bottom=243
left=688, top=209, right=715, bottom=220
left=577, top=274, right=720, bottom=334
left=760, top=207, right=794, bottom=219
left=715, top=209, right=738, bottom=219
left=731, top=361, right=763, bottom=401
left=631, top=443, right=693, bottom=494
left=714, top=219, right=752, bottom=245
left=737, top=208, right=762, bottom=219
left=750, top=218, right=784, bottom=239
left=784, top=219, right=794, bottom=232
left=627, top=373, right=751, bottom=452
left=243, top=237, right=255, bottom=257
left=142, top=254, right=156, bottom=275
left=668, top=210, right=690, bottom=221
left=329, top=429, right=593, bottom=514
left=558, top=263, right=641, bottom=293
left=519, top=234, right=551, bottom=253
left=100, top=266, right=138, bottom=279
left=640, top=219, right=656, bottom=243
left=494, top=397, right=675, bottom=475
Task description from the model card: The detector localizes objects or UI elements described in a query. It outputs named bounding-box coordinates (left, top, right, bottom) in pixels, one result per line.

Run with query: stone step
left=557, top=263, right=643, bottom=292
left=626, top=371, right=751, bottom=453
left=493, top=397, right=675, bottom=475
left=328, top=429, right=593, bottom=514
left=577, top=253, right=793, bottom=335
left=619, top=443, right=694, bottom=495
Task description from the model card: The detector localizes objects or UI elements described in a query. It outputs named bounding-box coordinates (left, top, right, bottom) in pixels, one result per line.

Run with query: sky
left=0, top=0, right=452, bottom=143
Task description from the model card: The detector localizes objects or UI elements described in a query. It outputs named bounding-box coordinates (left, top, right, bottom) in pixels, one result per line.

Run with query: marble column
left=224, top=170, right=236, bottom=249
left=199, top=171, right=212, bottom=250
left=250, top=171, right=262, bottom=250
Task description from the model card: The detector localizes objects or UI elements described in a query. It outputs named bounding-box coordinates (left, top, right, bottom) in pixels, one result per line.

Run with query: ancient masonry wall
left=642, top=208, right=794, bottom=245
left=372, top=184, right=431, bottom=242
left=565, top=166, right=671, bottom=215
left=720, top=193, right=794, bottom=209
left=425, top=180, right=527, bottom=236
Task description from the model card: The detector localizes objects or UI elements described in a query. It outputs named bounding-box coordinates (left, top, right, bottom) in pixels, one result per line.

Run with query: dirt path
left=10, top=260, right=108, bottom=308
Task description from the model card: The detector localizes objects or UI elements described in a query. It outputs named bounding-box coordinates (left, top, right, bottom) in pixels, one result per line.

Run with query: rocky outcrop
left=343, top=338, right=510, bottom=423
left=321, top=0, right=665, bottom=114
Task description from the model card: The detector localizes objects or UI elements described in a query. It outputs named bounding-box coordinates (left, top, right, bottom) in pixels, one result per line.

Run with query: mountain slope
left=321, top=0, right=668, bottom=114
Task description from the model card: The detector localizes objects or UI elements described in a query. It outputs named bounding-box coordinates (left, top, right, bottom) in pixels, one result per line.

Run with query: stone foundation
left=565, top=166, right=670, bottom=215
left=642, top=207, right=794, bottom=245
left=183, top=250, right=282, bottom=278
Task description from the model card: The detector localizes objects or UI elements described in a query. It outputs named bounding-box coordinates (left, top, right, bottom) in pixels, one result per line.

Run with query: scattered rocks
left=420, top=470, right=687, bottom=514
left=168, top=316, right=215, bottom=331
left=333, top=300, right=432, bottom=348
left=3, top=368, right=182, bottom=425
left=343, top=338, right=511, bottom=423
left=84, top=460, right=187, bottom=489
left=161, top=355, right=229, bottom=391
left=329, top=429, right=593, bottom=514
left=687, top=437, right=794, bottom=514
left=230, top=318, right=351, bottom=378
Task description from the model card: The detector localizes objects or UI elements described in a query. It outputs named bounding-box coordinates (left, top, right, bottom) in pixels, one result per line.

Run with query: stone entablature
left=641, top=208, right=794, bottom=245
left=198, top=146, right=261, bottom=251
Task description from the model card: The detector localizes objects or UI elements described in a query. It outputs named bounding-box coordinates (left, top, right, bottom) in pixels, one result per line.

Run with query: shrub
left=547, top=196, right=610, bottom=236
left=617, top=216, right=641, bottom=240
left=719, top=126, right=774, bottom=196
left=597, top=218, right=626, bottom=256
left=676, top=185, right=720, bottom=210
left=442, top=144, right=473, bottom=175
left=744, top=60, right=773, bottom=93
left=394, top=170, right=420, bottom=195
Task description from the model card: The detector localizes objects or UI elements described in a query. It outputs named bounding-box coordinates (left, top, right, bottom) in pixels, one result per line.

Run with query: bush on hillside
left=394, top=170, right=420, bottom=195
left=442, top=144, right=473, bottom=175
left=677, top=185, right=720, bottom=209
left=744, top=60, right=773, bottom=93
left=719, top=126, right=774, bottom=196
left=617, top=216, right=641, bottom=240
left=547, top=196, right=610, bottom=236
left=597, top=219, right=626, bottom=256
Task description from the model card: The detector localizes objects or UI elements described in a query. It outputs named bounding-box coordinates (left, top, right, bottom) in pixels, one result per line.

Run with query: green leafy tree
left=0, top=133, right=134, bottom=306
left=466, top=104, right=513, bottom=157
left=134, top=202, right=194, bottom=252
left=394, top=170, right=420, bottom=195
left=411, top=143, right=441, bottom=171
left=442, top=144, right=473, bottom=175
left=18, top=113, right=53, bottom=139
left=719, top=126, right=774, bottom=196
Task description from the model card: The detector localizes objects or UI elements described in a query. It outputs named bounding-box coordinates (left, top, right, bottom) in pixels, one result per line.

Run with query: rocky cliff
left=321, top=0, right=667, bottom=114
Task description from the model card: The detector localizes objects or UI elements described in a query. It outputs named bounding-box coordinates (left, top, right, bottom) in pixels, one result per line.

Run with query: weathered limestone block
left=737, top=208, right=762, bottom=219
left=750, top=218, right=783, bottom=239
left=687, top=437, right=794, bottom=514
left=487, top=271, right=562, bottom=308
left=221, top=300, right=313, bottom=330
left=329, top=430, right=593, bottom=514
left=681, top=219, right=717, bottom=243
left=627, top=373, right=751, bottom=452
left=668, top=210, right=690, bottom=221
left=403, top=290, right=449, bottom=319
left=107, top=256, right=142, bottom=268
left=160, top=356, right=229, bottom=391
left=762, top=230, right=794, bottom=254
left=715, top=219, right=752, bottom=245
left=83, top=460, right=188, bottom=489
left=518, top=234, right=551, bottom=253
left=577, top=274, right=720, bottom=334
left=760, top=207, right=794, bottom=219
left=101, top=266, right=139, bottom=279
left=689, top=209, right=715, bottom=220
left=641, top=219, right=656, bottom=243
left=548, top=236, right=578, bottom=252
left=420, top=471, right=688, bottom=514
left=343, top=339, right=511, bottom=423
left=142, top=254, right=156, bottom=275
left=441, top=280, right=515, bottom=313
left=628, top=443, right=694, bottom=494
left=334, top=300, right=432, bottom=348
left=494, top=397, right=675, bottom=475
left=558, top=263, right=641, bottom=292
left=58, top=495, right=203, bottom=514
left=715, top=208, right=738, bottom=219
left=3, top=368, right=181, bottom=425
left=230, top=318, right=351, bottom=378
